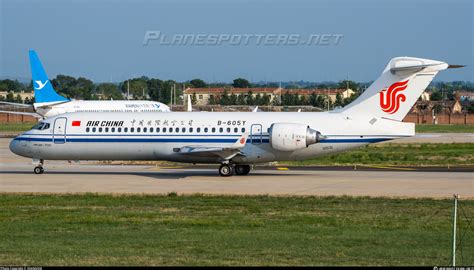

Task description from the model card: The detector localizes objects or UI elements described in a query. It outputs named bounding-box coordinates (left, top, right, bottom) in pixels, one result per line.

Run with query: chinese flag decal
left=72, top=121, right=81, bottom=126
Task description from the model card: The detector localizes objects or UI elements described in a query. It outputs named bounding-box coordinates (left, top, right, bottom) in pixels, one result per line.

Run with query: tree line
left=1, top=76, right=473, bottom=109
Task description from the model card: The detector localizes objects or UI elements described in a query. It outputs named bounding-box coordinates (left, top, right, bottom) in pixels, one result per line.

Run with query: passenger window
left=105, top=127, right=109, bottom=132
left=182, top=127, right=185, bottom=132
left=219, top=127, right=223, bottom=133
left=169, top=128, right=173, bottom=133
left=92, top=127, right=96, bottom=132
left=204, top=127, right=208, bottom=133
left=234, top=127, right=238, bottom=133
left=211, top=127, right=216, bottom=133
left=197, top=127, right=201, bottom=133
left=241, top=128, right=245, bottom=133
left=124, top=127, right=128, bottom=132
left=175, top=127, right=179, bottom=133
left=163, top=127, right=167, bottom=132
left=227, top=127, right=231, bottom=133
left=118, top=127, right=122, bottom=132
left=137, top=127, right=141, bottom=132
left=149, top=127, right=153, bottom=132
left=99, top=127, right=103, bottom=132
left=156, top=127, right=160, bottom=132
left=144, top=127, right=147, bottom=132
left=111, top=127, right=115, bottom=132
left=189, top=127, right=193, bottom=133
left=86, top=127, right=90, bottom=132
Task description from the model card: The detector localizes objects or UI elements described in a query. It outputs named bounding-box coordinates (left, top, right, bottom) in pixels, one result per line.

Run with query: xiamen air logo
left=34, top=80, right=48, bottom=90
left=379, top=80, right=409, bottom=114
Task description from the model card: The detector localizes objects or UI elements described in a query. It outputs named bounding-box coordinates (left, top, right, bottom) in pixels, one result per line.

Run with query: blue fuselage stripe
left=14, top=136, right=391, bottom=144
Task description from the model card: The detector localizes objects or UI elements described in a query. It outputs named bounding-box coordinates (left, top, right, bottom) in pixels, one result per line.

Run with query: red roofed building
left=183, top=87, right=354, bottom=105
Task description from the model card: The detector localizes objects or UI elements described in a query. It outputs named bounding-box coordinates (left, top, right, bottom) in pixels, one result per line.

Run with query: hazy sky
left=1, top=0, right=473, bottom=83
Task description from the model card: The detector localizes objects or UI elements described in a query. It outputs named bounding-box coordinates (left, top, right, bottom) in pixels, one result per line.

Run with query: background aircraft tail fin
left=29, top=50, right=69, bottom=103
left=341, top=57, right=450, bottom=121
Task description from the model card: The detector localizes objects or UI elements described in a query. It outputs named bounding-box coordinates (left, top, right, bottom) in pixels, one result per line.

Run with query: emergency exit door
left=250, top=124, right=262, bottom=144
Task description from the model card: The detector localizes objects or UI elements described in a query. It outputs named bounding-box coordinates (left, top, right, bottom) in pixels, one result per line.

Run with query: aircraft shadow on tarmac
left=0, top=170, right=308, bottom=180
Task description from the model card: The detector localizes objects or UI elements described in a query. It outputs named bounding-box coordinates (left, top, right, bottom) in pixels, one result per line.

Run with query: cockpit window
left=32, top=122, right=50, bottom=130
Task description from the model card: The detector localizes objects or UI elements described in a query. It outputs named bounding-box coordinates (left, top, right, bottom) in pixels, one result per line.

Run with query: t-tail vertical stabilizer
left=341, top=57, right=450, bottom=121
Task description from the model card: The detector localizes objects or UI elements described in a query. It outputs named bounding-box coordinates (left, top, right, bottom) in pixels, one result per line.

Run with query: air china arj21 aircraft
left=10, top=56, right=459, bottom=176
left=0, top=50, right=170, bottom=119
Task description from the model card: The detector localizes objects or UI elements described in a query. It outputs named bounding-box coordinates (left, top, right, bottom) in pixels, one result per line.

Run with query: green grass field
left=415, top=124, right=474, bottom=133
left=0, top=122, right=36, bottom=132
left=0, top=194, right=472, bottom=266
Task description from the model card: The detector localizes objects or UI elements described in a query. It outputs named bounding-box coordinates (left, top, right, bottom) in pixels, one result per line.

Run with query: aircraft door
left=53, top=117, right=67, bottom=144
left=250, top=124, right=262, bottom=145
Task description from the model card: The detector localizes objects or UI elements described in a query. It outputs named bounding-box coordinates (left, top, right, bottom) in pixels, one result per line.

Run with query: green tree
left=189, top=79, right=207, bottom=88
left=14, top=94, right=22, bottom=103
left=6, top=92, right=14, bottom=102
left=96, top=83, right=122, bottom=100
left=246, top=91, right=254, bottom=105
left=232, top=78, right=250, bottom=88
left=220, top=89, right=230, bottom=105
left=335, top=93, right=344, bottom=107
left=255, top=93, right=262, bottom=105
left=52, top=75, right=77, bottom=98
left=338, top=80, right=359, bottom=92
left=208, top=95, right=216, bottom=105
left=262, top=94, right=271, bottom=105
left=236, top=94, right=246, bottom=105
left=0, top=79, right=22, bottom=92
left=230, top=93, right=237, bottom=105
left=431, top=90, right=443, bottom=101
left=147, top=78, right=164, bottom=102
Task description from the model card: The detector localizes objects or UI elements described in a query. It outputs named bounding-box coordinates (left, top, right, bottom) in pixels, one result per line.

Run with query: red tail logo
left=379, top=80, right=409, bottom=114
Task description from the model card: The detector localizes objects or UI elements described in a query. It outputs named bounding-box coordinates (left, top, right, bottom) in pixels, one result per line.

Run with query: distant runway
left=1, top=138, right=473, bottom=198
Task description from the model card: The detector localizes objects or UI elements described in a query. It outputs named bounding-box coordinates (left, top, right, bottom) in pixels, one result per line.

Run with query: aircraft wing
left=176, top=133, right=249, bottom=159
left=0, top=110, right=42, bottom=119
left=0, top=101, right=33, bottom=108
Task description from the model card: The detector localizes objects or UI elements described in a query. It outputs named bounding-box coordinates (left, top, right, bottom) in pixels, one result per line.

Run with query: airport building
left=183, top=87, right=355, bottom=105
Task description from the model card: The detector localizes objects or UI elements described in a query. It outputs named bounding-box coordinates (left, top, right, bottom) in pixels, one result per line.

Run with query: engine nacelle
left=269, top=123, right=323, bottom=151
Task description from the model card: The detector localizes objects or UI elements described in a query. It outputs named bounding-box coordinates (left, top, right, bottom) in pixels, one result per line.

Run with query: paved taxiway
left=1, top=138, right=473, bottom=198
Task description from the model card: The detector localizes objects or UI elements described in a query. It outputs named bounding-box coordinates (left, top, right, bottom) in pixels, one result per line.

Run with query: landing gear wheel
left=219, top=164, right=234, bottom=177
left=235, top=165, right=251, bottom=175
left=34, top=166, right=44, bottom=174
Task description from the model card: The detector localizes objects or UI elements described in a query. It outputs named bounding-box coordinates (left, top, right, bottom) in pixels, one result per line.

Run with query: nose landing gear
left=33, top=159, right=44, bottom=174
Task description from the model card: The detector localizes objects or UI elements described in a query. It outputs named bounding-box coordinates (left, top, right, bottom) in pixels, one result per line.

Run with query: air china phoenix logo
left=379, top=80, right=409, bottom=114
left=34, top=80, right=48, bottom=90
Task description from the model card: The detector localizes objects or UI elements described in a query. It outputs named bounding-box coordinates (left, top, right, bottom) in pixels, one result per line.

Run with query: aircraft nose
left=9, top=138, right=22, bottom=156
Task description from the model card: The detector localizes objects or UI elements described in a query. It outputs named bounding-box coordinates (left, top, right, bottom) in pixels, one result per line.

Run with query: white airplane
left=9, top=56, right=459, bottom=176
left=0, top=50, right=170, bottom=118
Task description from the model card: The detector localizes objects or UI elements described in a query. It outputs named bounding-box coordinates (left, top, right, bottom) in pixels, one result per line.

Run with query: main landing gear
left=33, top=159, right=44, bottom=174
left=218, top=164, right=251, bottom=177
